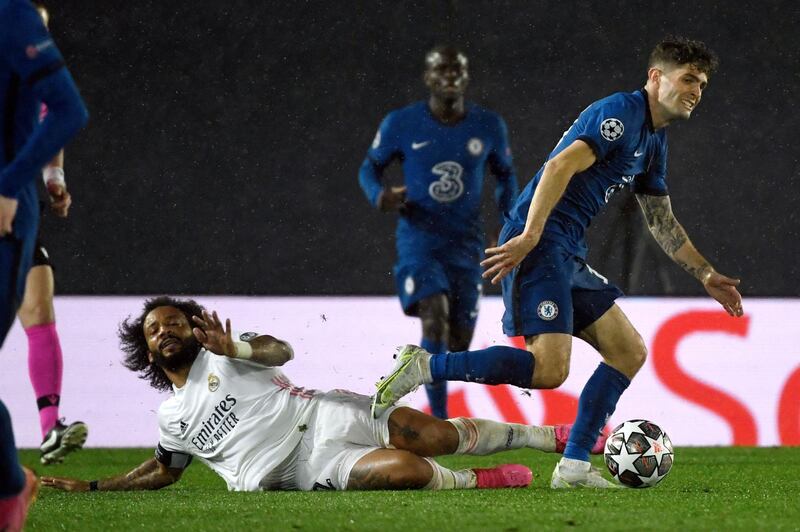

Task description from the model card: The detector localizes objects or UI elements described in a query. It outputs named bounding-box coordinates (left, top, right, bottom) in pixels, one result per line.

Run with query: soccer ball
left=604, top=419, right=674, bottom=488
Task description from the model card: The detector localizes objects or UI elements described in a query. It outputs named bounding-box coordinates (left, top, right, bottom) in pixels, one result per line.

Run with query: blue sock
left=0, top=400, right=25, bottom=498
left=564, top=363, right=630, bottom=462
left=421, top=339, right=448, bottom=419
left=429, top=345, right=534, bottom=389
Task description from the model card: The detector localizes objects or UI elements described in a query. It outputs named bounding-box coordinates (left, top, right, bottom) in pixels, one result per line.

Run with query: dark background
left=38, top=0, right=799, bottom=296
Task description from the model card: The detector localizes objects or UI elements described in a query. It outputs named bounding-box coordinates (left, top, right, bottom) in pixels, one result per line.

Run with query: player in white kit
left=42, top=297, right=587, bottom=493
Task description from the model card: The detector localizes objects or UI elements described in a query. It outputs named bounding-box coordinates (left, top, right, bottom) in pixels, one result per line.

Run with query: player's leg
left=373, top=241, right=574, bottom=418
left=393, top=258, right=452, bottom=419
left=346, top=449, right=531, bottom=490
left=387, top=406, right=559, bottom=456
left=301, top=392, right=529, bottom=491
left=417, top=294, right=450, bottom=419
left=18, top=260, right=60, bottom=437
left=551, top=262, right=636, bottom=489
left=560, top=304, right=644, bottom=463
left=0, top=240, right=38, bottom=529
left=17, top=244, right=87, bottom=465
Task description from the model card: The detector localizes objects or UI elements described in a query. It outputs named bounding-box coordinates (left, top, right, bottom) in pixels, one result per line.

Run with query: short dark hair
left=425, top=45, right=468, bottom=69
left=649, top=36, right=719, bottom=75
left=118, top=296, right=205, bottom=392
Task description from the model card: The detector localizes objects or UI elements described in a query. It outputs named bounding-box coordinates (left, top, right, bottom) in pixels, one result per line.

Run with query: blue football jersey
left=508, top=89, right=668, bottom=257
left=359, top=101, right=518, bottom=261
left=0, top=0, right=87, bottom=239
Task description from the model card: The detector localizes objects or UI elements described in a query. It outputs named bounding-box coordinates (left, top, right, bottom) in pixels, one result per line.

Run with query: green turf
left=18, top=447, right=800, bottom=531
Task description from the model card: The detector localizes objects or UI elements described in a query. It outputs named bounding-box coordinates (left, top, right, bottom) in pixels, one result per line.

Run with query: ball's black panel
left=658, top=453, right=674, bottom=477
left=625, top=432, right=651, bottom=454
left=605, top=454, right=619, bottom=477
left=640, top=421, right=663, bottom=440
left=633, top=454, right=657, bottom=477
left=619, top=469, right=644, bottom=488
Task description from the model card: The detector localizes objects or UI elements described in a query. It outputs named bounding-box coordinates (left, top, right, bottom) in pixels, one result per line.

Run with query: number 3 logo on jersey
left=429, top=161, right=464, bottom=203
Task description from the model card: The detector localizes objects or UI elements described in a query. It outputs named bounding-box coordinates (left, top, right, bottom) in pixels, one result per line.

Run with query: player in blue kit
left=0, top=0, right=88, bottom=527
left=373, top=37, right=744, bottom=488
left=359, top=46, right=518, bottom=419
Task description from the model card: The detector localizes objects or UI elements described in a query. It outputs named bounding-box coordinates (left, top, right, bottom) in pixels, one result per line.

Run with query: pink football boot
left=474, top=464, right=533, bottom=489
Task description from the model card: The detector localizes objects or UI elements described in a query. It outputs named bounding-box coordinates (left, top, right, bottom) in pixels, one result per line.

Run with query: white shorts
left=258, top=390, right=399, bottom=491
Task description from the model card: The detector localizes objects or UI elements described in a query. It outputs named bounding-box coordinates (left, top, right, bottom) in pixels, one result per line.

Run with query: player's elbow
left=66, top=99, right=89, bottom=134
left=275, top=342, right=294, bottom=365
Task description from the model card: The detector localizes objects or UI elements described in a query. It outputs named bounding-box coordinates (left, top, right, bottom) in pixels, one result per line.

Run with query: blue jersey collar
left=639, top=88, right=656, bottom=133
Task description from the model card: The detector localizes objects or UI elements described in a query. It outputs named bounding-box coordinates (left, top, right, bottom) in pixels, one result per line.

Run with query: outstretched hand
left=192, top=310, right=236, bottom=357
left=703, top=271, right=744, bottom=317
left=41, top=476, right=89, bottom=492
left=480, top=233, right=539, bottom=285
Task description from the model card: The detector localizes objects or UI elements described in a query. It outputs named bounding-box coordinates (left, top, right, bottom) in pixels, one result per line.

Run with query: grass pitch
left=19, top=447, right=800, bottom=531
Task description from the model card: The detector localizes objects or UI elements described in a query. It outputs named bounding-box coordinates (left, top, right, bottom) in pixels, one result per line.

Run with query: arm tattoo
left=636, top=194, right=714, bottom=282
left=97, top=458, right=178, bottom=491
left=636, top=194, right=687, bottom=255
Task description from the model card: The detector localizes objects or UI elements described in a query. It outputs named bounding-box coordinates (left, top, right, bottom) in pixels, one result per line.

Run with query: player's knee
left=627, top=333, right=648, bottom=372
left=421, top=315, right=449, bottom=342
left=420, top=419, right=458, bottom=454
left=390, top=454, right=432, bottom=489
left=532, top=351, right=570, bottom=389
left=18, top=300, right=54, bottom=327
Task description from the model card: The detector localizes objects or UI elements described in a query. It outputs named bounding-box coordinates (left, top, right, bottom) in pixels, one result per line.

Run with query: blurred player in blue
left=0, top=0, right=88, bottom=528
left=373, top=37, right=743, bottom=488
left=359, top=46, right=518, bottom=419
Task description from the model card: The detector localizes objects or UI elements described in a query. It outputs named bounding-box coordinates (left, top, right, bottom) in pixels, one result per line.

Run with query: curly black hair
left=118, top=296, right=205, bottom=392
left=649, top=36, right=719, bottom=75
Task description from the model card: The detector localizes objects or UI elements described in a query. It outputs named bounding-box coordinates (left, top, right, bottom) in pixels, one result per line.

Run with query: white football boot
left=371, top=345, right=432, bottom=418
left=550, top=457, right=620, bottom=489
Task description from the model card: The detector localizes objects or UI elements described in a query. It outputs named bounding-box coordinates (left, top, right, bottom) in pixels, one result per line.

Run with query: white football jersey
left=157, top=345, right=318, bottom=491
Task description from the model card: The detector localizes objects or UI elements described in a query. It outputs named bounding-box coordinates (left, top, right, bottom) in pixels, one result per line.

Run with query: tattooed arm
left=41, top=457, right=182, bottom=492
left=636, top=193, right=744, bottom=317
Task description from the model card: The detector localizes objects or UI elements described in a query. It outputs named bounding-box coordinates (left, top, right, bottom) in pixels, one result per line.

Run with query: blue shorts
left=394, top=257, right=482, bottom=330
left=499, top=227, right=623, bottom=337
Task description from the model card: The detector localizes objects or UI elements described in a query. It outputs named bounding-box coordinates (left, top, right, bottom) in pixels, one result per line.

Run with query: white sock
left=422, top=458, right=477, bottom=490
left=448, top=417, right=557, bottom=455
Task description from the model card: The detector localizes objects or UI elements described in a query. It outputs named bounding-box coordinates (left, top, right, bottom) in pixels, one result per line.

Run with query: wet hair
left=118, top=296, right=205, bottom=392
left=649, top=36, right=719, bottom=75
left=425, top=45, right=468, bottom=69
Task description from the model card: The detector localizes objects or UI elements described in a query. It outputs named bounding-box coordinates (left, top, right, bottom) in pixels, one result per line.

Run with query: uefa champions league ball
left=604, top=419, right=674, bottom=488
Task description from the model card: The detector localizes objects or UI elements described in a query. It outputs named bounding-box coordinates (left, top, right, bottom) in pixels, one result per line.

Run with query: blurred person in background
left=0, top=0, right=88, bottom=528
left=359, top=45, right=518, bottom=419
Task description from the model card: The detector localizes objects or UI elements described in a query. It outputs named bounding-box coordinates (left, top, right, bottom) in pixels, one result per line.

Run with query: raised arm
left=191, top=309, right=294, bottom=366
left=42, top=457, right=182, bottom=492
left=635, top=193, right=743, bottom=316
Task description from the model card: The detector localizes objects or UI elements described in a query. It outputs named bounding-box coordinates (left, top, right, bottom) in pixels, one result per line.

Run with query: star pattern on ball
left=605, top=419, right=674, bottom=488
left=616, top=420, right=646, bottom=441
left=642, top=433, right=669, bottom=465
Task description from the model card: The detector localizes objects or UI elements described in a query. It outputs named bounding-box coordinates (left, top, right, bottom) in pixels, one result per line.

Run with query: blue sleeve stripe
left=25, top=59, right=65, bottom=86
